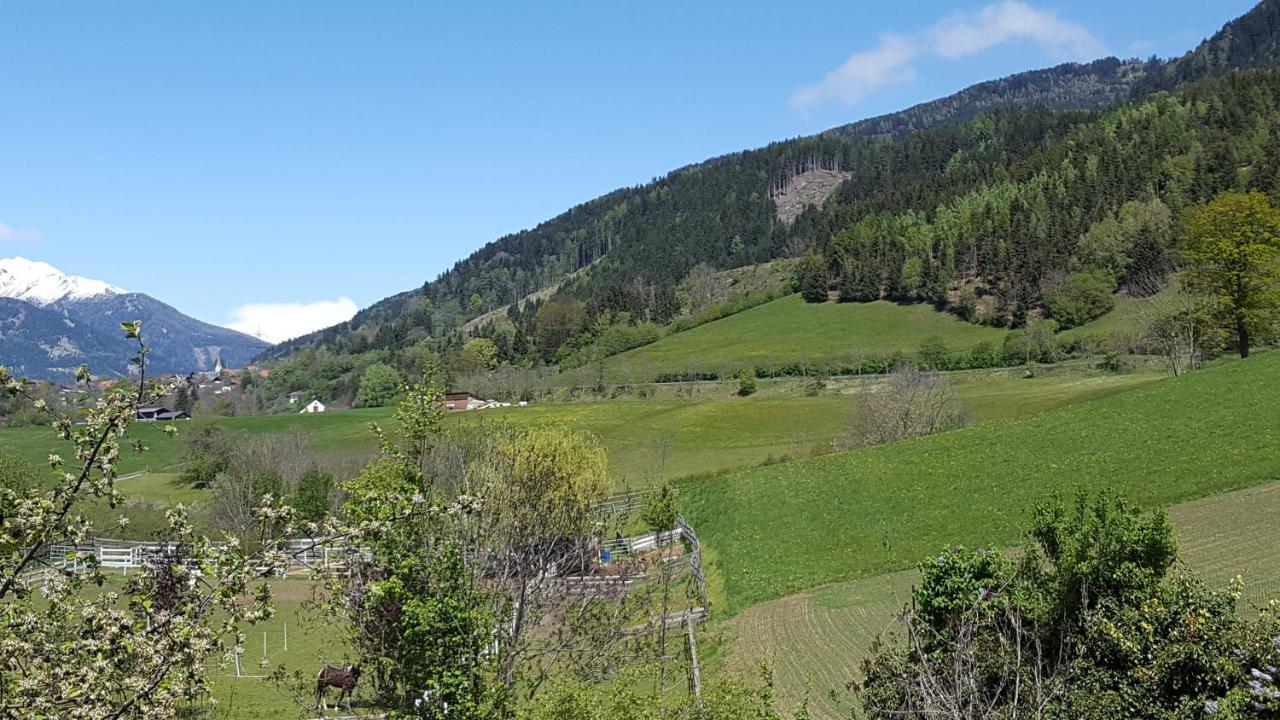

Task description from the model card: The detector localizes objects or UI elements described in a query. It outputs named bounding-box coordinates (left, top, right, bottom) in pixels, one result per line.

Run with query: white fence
left=17, top=518, right=709, bottom=620
left=18, top=536, right=351, bottom=584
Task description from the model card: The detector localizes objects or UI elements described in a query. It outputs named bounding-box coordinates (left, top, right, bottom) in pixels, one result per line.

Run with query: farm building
left=136, top=406, right=189, bottom=422
left=441, top=392, right=514, bottom=411
left=300, top=399, right=326, bottom=414
left=443, top=391, right=481, bottom=411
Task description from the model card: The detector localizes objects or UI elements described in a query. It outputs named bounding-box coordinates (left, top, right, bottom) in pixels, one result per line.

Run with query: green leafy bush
left=1048, top=270, right=1117, bottom=329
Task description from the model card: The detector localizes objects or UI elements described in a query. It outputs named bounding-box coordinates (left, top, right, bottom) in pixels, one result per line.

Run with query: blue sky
left=0, top=1, right=1258, bottom=342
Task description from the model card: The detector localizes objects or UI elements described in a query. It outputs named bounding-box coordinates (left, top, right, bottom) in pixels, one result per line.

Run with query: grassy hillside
left=719, top=481, right=1280, bottom=720
left=598, top=294, right=1010, bottom=382
left=684, top=351, right=1280, bottom=616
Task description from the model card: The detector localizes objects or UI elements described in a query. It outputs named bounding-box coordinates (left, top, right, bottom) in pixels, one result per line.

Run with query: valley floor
left=2, top=354, right=1270, bottom=720
left=0, top=364, right=1162, bottom=492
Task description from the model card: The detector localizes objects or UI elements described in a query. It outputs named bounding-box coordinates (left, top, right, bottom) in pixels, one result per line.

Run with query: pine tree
left=793, top=251, right=829, bottom=303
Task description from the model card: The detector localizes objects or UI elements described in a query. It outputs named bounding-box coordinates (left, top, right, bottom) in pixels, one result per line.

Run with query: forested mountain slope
left=265, top=58, right=1147, bottom=364
left=261, top=1, right=1280, bottom=393
left=829, top=57, right=1148, bottom=139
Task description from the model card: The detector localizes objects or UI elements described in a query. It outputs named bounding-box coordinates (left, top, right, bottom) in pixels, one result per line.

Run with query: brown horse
left=315, top=663, right=361, bottom=713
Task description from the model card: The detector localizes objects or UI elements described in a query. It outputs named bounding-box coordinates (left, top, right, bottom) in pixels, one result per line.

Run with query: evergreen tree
left=793, top=251, right=829, bottom=303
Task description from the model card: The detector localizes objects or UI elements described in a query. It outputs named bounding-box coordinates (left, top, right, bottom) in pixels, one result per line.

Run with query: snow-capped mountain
left=0, top=257, right=270, bottom=381
left=0, top=256, right=125, bottom=306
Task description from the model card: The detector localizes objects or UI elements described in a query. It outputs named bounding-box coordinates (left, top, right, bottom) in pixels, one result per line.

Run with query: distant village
left=0, top=356, right=526, bottom=427
left=139, top=360, right=522, bottom=422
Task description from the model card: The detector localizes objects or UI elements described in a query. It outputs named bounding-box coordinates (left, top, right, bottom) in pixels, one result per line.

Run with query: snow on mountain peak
left=0, top=256, right=126, bottom=306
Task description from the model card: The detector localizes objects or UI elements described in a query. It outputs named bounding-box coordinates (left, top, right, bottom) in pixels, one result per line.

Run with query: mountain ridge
left=0, top=256, right=125, bottom=306
left=0, top=257, right=270, bottom=381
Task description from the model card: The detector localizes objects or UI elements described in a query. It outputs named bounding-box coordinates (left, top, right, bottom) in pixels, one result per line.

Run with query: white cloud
left=0, top=222, right=43, bottom=243
left=225, top=297, right=358, bottom=344
left=791, top=35, right=919, bottom=111
left=930, top=1, right=1103, bottom=60
left=791, top=1, right=1105, bottom=111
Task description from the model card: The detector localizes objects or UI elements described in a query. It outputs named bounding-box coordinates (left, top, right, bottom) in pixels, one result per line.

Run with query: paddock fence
left=14, top=536, right=357, bottom=588
left=13, top=507, right=710, bottom=623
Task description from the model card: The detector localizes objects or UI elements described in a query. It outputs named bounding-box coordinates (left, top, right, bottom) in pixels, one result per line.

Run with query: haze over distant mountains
left=0, top=257, right=269, bottom=381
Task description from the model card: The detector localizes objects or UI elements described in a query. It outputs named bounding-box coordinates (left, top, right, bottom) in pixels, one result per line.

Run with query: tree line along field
left=0, top=366, right=1161, bottom=496
left=716, top=480, right=1280, bottom=720
left=682, top=349, right=1280, bottom=617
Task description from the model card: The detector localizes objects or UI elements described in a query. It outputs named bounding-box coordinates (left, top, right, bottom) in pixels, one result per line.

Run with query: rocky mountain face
left=0, top=257, right=269, bottom=381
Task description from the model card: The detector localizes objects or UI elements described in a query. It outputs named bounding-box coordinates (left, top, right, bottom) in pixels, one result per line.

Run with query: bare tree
left=1135, top=277, right=1222, bottom=376
left=207, top=432, right=355, bottom=536
left=862, top=585, right=1072, bottom=719
left=843, top=365, right=971, bottom=449
left=678, top=263, right=720, bottom=311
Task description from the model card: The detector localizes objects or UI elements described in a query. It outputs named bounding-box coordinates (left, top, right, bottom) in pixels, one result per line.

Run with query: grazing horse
left=315, top=664, right=361, bottom=712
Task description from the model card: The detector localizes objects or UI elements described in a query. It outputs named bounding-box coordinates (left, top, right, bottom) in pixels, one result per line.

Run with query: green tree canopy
left=356, top=362, right=405, bottom=407
left=861, top=492, right=1277, bottom=719
left=460, top=337, right=498, bottom=371
left=1183, top=190, right=1280, bottom=357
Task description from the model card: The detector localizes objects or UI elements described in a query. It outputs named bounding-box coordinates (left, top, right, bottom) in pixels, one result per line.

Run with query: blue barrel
left=600, top=548, right=612, bottom=565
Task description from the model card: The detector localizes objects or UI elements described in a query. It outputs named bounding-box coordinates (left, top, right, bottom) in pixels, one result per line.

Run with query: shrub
left=737, top=368, right=757, bottom=396
left=292, top=468, right=335, bottom=522
left=640, top=482, right=679, bottom=534
left=1048, top=270, right=1117, bottom=329
left=843, top=366, right=970, bottom=449
left=917, top=336, right=950, bottom=369
left=860, top=493, right=1272, bottom=719
left=969, top=340, right=998, bottom=368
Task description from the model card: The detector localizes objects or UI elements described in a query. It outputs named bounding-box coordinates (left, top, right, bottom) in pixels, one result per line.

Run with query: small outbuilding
left=300, top=399, right=327, bottom=414
left=443, top=391, right=479, bottom=411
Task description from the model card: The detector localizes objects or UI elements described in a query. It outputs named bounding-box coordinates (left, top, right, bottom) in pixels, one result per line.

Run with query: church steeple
left=214, top=356, right=224, bottom=374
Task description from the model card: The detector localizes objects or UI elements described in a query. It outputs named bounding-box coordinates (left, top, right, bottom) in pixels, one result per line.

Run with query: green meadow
left=683, top=351, right=1280, bottom=615
left=1, top=368, right=1160, bottom=493
left=597, top=294, right=1011, bottom=381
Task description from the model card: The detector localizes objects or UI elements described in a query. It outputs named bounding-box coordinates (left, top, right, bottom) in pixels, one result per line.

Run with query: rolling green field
left=683, top=351, right=1280, bottom=616
left=718, top=480, right=1280, bottom=720
left=597, top=294, right=1011, bottom=381
left=0, top=369, right=1160, bottom=494
left=452, top=370, right=1159, bottom=487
